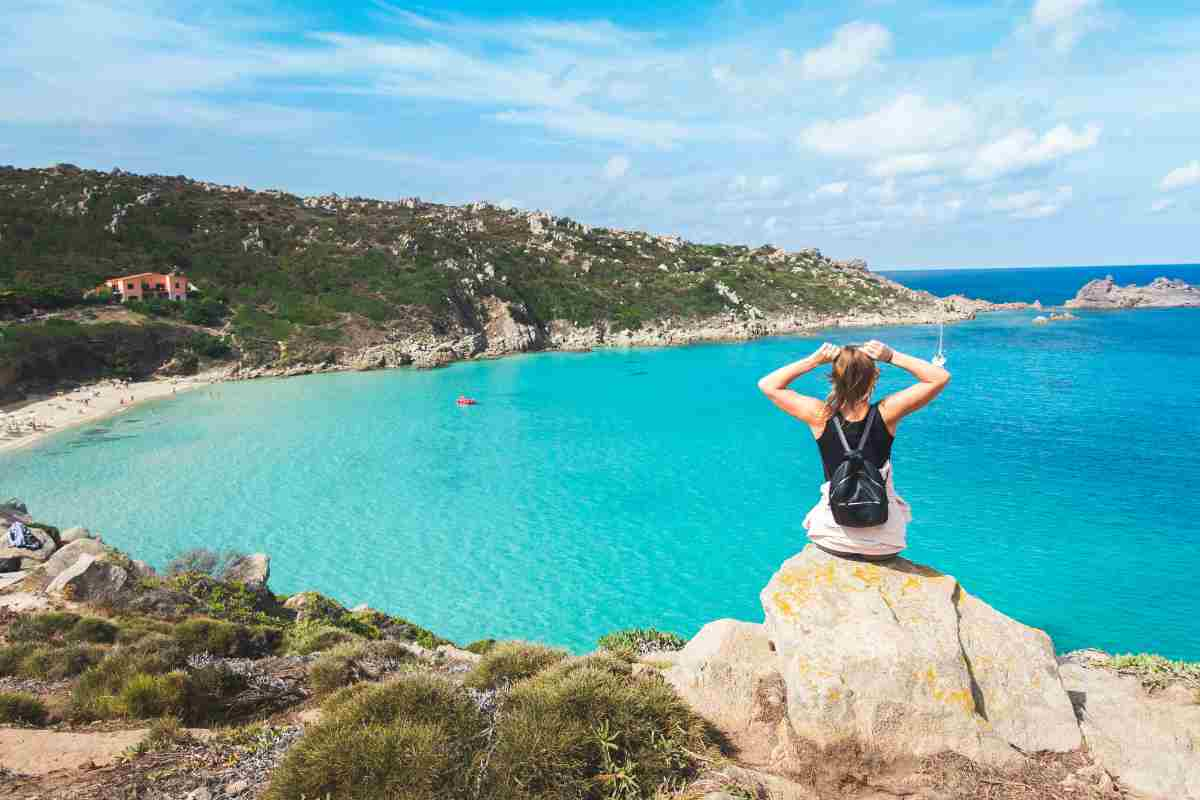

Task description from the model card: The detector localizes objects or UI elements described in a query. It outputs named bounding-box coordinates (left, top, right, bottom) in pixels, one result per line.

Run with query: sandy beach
left=0, top=369, right=228, bottom=454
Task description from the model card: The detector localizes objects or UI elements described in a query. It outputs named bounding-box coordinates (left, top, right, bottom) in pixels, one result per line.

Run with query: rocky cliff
left=1065, top=276, right=1200, bottom=309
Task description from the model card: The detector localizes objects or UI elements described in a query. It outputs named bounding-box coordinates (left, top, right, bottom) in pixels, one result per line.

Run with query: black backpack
left=828, top=407, right=889, bottom=528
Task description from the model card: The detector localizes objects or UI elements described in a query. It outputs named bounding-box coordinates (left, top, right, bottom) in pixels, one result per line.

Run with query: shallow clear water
left=4, top=269, right=1200, bottom=658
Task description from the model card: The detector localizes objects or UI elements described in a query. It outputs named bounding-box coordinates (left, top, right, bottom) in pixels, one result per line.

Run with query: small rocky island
left=1066, top=275, right=1200, bottom=309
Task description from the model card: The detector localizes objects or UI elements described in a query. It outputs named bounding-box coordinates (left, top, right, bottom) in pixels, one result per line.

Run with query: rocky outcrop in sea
left=1065, top=276, right=1200, bottom=309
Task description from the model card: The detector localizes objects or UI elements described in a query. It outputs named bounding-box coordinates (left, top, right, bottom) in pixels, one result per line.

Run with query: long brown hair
left=825, top=345, right=879, bottom=417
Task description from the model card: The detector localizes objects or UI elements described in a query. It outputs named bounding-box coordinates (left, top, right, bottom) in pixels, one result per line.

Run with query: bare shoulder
left=877, top=396, right=901, bottom=435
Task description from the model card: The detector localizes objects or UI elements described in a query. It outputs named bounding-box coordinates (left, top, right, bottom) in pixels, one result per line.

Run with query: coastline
left=233, top=298, right=1025, bottom=380
left=0, top=301, right=1031, bottom=456
left=0, top=369, right=228, bottom=455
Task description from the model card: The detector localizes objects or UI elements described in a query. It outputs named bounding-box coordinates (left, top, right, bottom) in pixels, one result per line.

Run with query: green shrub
left=10, top=644, right=106, bottom=680
left=308, top=641, right=413, bottom=695
left=165, top=549, right=244, bottom=577
left=0, top=691, right=48, bottom=725
left=283, top=619, right=359, bottom=656
left=115, top=616, right=175, bottom=645
left=463, top=642, right=568, bottom=691
left=119, top=672, right=188, bottom=718
left=67, top=616, right=119, bottom=644
left=117, top=634, right=187, bottom=674
left=484, top=656, right=709, bottom=799
left=182, top=664, right=250, bottom=725
left=126, top=716, right=197, bottom=757
left=167, top=571, right=285, bottom=627
left=7, top=611, right=81, bottom=642
left=69, top=649, right=181, bottom=721
left=598, top=628, right=687, bottom=656
left=0, top=643, right=37, bottom=676
left=265, top=674, right=487, bottom=800
left=308, top=652, right=361, bottom=696
left=172, top=617, right=280, bottom=658
left=1103, top=653, right=1200, bottom=690
left=465, top=639, right=497, bottom=655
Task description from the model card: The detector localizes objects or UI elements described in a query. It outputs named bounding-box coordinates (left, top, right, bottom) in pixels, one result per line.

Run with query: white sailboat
left=931, top=321, right=947, bottom=367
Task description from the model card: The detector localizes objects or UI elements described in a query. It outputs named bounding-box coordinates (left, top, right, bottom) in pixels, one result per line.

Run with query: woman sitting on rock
left=757, top=340, right=950, bottom=561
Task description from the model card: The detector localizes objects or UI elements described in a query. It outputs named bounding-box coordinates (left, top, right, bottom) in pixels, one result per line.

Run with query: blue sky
left=2, top=0, right=1198, bottom=268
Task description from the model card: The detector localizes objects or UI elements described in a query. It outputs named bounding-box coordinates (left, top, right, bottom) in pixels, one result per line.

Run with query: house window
left=127, top=283, right=134, bottom=289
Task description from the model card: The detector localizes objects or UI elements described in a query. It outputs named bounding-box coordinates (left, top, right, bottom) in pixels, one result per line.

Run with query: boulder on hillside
left=39, top=538, right=107, bottom=580
left=0, top=526, right=58, bottom=570
left=45, top=553, right=129, bottom=604
left=664, top=619, right=791, bottom=766
left=222, top=553, right=270, bottom=590
left=60, top=526, right=94, bottom=543
left=667, top=546, right=1081, bottom=773
left=1059, top=652, right=1200, bottom=800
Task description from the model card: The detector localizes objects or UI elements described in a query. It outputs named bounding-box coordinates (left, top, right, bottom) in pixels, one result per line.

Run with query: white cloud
left=988, top=186, right=1074, bottom=219
left=1159, top=160, right=1200, bottom=192
left=813, top=181, right=849, bottom=197
left=603, top=155, right=631, bottom=180
left=1029, top=0, right=1103, bottom=53
left=868, top=152, right=941, bottom=178
left=798, top=94, right=975, bottom=158
left=966, top=123, right=1100, bottom=181
left=792, top=21, right=893, bottom=81
left=1150, top=198, right=1175, bottom=213
left=492, top=109, right=696, bottom=149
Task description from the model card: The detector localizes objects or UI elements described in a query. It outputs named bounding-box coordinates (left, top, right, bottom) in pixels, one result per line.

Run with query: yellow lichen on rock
left=918, top=665, right=977, bottom=715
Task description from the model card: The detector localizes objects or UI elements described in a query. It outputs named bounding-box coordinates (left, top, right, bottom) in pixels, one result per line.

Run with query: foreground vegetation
left=0, top=535, right=712, bottom=799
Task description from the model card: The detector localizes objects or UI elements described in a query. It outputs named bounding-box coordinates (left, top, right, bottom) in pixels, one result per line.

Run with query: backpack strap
left=831, top=415, right=853, bottom=455
left=857, top=406, right=878, bottom=451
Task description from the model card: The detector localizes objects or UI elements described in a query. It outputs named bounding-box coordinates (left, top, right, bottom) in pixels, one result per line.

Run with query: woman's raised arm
left=757, top=343, right=840, bottom=434
left=862, top=340, right=950, bottom=430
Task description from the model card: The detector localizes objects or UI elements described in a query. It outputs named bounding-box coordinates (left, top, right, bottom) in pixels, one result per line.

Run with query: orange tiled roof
left=107, top=272, right=186, bottom=282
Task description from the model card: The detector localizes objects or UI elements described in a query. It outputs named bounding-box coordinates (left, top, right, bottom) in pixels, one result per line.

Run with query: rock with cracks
left=39, top=538, right=107, bottom=580
left=222, top=553, right=270, bottom=590
left=45, top=553, right=129, bottom=604
left=1060, top=652, right=1200, bottom=799
left=667, top=545, right=1082, bottom=773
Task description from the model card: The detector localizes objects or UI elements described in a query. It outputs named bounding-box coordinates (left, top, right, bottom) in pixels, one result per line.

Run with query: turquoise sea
left=4, top=264, right=1200, bottom=658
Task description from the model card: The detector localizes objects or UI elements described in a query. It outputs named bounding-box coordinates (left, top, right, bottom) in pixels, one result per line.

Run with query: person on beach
left=757, top=340, right=951, bottom=561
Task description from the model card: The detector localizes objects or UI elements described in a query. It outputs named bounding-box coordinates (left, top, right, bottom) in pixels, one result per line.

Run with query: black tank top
left=816, top=402, right=894, bottom=481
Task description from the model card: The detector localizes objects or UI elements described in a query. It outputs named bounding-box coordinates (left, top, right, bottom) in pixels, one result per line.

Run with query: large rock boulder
left=664, top=619, right=790, bottom=765
left=0, top=526, right=58, bottom=570
left=1060, top=652, right=1200, bottom=800
left=222, top=553, right=270, bottom=590
left=60, top=526, right=94, bottom=543
left=45, top=553, right=129, bottom=604
left=671, top=546, right=1081, bottom=771
left=39, top=538, right=107, bottom=580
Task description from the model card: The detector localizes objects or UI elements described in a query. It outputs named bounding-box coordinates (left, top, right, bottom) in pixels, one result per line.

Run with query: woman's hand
left=862, top=340, right=894, bottom=363
left=813, top=342, right=841, bottom=364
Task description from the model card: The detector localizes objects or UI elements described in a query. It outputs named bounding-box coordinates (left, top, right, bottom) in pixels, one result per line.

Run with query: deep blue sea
left=4, top=264, right=1199, bottom=659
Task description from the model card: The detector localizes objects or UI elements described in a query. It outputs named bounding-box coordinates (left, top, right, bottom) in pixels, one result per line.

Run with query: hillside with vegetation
left=0, top=163, right=952, bottom=387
